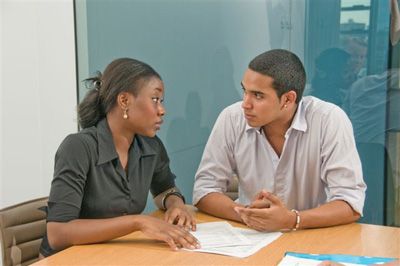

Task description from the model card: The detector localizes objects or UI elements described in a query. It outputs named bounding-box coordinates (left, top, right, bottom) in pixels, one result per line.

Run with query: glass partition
left=75, top=0, right=398, bottom=226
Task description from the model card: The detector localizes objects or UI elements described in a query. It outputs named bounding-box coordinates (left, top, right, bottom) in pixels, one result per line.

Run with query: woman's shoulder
left=57, top=128, right=99, bottom=155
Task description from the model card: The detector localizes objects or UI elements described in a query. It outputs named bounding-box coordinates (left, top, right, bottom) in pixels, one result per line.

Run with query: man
left=193, top=49, right=366, bottom=231
left=342, top=37, right=367, bottom=81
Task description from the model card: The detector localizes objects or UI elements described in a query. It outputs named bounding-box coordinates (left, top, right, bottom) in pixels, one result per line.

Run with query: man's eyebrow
left=241, top=82, right=264, bottom=94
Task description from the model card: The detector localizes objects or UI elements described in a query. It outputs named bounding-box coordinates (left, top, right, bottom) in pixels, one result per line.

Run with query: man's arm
left=235, top=190, right=360, bottom=231
left=195, top=192, right=244, bottom=222
left=193, top=105, right=240, bottom=216
left=296, top=200, right=360, bottom=228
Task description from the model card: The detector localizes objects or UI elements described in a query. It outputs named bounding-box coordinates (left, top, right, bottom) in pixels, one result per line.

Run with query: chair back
left=0, top=197, right=48, bottom=266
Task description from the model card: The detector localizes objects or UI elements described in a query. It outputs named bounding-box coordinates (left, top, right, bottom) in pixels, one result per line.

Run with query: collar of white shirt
left=244, top=99, right=308, bottom=137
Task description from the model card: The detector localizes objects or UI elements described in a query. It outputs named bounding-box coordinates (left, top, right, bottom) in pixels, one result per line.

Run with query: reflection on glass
left=74, top=0, right=398, bottom=226
left=341, top=0, right=371, bottom=8
left=340, top=11, right=370, bottom=29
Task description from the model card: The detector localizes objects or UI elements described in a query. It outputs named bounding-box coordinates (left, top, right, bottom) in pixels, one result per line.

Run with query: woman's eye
left=152, top=97, right=159, bottom=103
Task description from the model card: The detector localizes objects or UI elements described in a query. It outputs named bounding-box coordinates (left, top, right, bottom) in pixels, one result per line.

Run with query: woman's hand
left=139, top=216, right=200, bottom=251
left=164, top=201, right=197, bottom=231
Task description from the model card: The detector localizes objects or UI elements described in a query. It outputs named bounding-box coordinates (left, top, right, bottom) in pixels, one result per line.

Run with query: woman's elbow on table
left=47, top=222, right=73, bottom=250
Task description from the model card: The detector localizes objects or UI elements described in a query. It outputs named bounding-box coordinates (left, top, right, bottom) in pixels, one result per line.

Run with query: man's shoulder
left=222, top=101, right=243, bottom=113
left=303, top=96, right=346, bottom=118
left=212, top=101, right=248, bottom=135
left=219, top=101, right=244, bottom=120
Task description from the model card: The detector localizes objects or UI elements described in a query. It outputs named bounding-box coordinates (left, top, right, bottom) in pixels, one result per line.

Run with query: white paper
left=183, top=221, right=282, bottom=258
left=188, top=221, right=251, bottom=249
left=277, top=255, right=362, bottom=266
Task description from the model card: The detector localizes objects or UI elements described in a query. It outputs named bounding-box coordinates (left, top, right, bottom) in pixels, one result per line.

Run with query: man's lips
left=244, top=113, right=255, bottom=120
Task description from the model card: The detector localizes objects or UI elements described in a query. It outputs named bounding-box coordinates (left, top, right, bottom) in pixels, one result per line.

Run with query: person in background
left=310, top=48, right=353, bottom=106
left=342, top=37, right=368, bottom=82
left=39, top=58, right=200, bottom=258
left=193, top=49, right=366, bottom=232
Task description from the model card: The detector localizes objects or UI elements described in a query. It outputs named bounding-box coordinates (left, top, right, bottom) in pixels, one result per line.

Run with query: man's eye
left=255, top=93, right=263, bottom=99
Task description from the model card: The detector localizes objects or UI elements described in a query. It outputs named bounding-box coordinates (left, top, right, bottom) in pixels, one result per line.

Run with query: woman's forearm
left=47, top=214, right=145, bottom=250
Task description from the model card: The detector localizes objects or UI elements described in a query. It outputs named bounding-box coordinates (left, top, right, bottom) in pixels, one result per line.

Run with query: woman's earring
left=284, top=104, right=288, bottom=108
left=123, top=109, right=128, bottom=119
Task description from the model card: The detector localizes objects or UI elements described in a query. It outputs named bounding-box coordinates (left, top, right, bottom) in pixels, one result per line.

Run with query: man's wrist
left=291, top=209, right=300, bottom=231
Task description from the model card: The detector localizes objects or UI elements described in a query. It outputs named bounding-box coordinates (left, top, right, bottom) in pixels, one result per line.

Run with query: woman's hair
left=78, top=58, right=161, bottom=129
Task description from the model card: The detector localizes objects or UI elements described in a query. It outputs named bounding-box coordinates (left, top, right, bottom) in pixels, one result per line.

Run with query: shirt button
left=125, top=196, right=130, bottom=200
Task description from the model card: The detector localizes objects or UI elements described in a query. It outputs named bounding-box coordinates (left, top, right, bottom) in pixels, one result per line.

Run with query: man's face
left=346, top=42, right=367, bottom=74
left=241, top=69, right=285, bottom=128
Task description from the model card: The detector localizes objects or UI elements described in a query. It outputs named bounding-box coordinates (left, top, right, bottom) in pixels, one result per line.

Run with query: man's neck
left=263, top=105, right=298, bottom=138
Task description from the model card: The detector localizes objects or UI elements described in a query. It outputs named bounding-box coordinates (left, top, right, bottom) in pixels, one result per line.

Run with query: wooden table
left=32, top=206, right=400, bottom=265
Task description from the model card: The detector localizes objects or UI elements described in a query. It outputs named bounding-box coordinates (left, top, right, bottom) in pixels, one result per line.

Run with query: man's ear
left=282, top=90, right=297, bottom=107
left=117, top=92, right=130, bottom=110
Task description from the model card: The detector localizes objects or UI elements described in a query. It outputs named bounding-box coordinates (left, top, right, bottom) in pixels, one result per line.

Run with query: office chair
left=0, top=197, right=48, bottom=266
left=225, top=174, right=239, bottom=201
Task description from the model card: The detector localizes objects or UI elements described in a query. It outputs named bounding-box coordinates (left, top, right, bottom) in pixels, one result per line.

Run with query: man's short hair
left=249, top=49, right=306, bottom=104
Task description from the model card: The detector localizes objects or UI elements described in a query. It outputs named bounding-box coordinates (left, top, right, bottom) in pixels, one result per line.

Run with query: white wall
left=1, top=0, right=77, bottom=209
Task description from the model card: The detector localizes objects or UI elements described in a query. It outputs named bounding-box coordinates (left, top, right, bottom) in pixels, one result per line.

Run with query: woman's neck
left=106, top=113, right=134, bottom=152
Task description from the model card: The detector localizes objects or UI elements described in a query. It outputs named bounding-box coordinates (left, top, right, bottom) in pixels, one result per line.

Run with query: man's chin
left=246, top=121, right=261, bottom=128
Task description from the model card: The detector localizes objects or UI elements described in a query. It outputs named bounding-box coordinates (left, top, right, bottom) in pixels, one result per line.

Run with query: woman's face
left=127, top=77, right=166, bottom=137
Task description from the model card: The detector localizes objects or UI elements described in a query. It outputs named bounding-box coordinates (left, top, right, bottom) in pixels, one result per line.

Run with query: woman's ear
left=117, top=92, right=130, bottom=110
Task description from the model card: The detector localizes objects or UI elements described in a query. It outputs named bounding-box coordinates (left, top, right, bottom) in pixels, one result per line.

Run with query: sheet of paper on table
left=183, top=221, right=282, bottom=258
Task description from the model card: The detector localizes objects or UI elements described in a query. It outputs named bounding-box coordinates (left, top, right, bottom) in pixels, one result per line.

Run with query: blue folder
left=285, top=252, right=398, bottom=265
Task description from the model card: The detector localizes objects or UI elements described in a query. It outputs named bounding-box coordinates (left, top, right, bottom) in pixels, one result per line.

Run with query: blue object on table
left=285, top=252, right=397, bottom=265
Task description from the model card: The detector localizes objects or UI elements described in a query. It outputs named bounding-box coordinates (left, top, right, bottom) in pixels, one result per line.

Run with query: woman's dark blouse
left=40, top=118, right=176, bottom=256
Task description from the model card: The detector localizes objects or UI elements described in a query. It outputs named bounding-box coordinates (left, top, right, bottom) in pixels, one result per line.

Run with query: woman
left=39, top=58, right=200, bottom=258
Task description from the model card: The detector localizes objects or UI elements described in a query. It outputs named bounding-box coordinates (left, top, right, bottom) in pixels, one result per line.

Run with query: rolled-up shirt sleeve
left=320, top=107, right=366, bottom=215
left=193, top=107, right=238, bottom=205
left=47, top=134, right=91, bottom=222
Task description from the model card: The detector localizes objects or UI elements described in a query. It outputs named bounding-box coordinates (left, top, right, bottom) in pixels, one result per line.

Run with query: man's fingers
left=249, top=200, right=270, bottom=209
left=262, top=190, right=283, bottom=206
left=236, top=206, right=269, bottom=218
left=253, top=191, right=264, bottom=201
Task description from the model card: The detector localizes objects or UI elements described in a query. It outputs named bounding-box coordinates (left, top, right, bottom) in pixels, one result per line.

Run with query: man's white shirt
left=193, top=96, right=366, bottom=215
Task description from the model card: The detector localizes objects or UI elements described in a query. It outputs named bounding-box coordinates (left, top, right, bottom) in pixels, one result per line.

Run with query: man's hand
left=234, top=190, right=296, bottom=231
left=248, top=190, right=271, bottom=209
